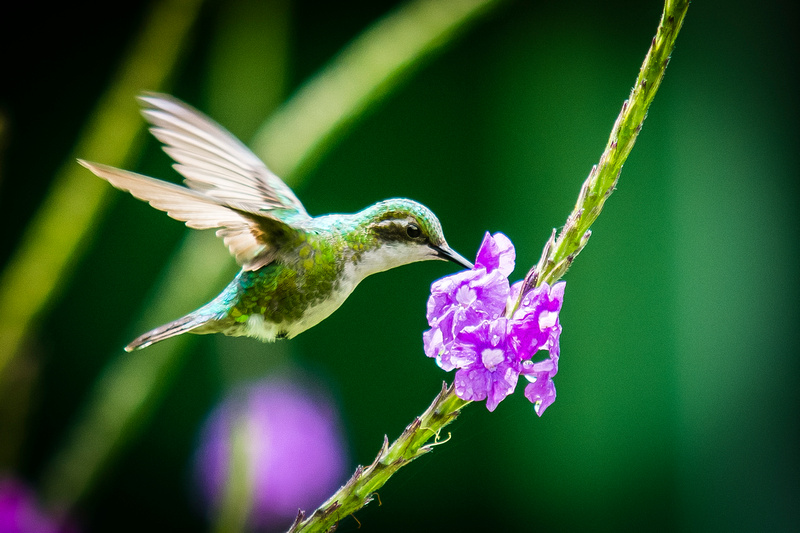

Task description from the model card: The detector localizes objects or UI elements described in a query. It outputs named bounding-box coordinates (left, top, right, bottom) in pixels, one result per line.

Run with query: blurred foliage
left=0, top=1, right=798, bottom=532
left=0, top=0, right=203, bottom=381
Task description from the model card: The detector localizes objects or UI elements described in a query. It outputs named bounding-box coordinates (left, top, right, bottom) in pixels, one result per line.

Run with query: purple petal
left=423, top=326, right=445, bottom=362
left=423, top=267, right=511, bottom=367
left=530, top=357, right=557, bottom=374
left=441, top=318, right=504, bottom=370
left=455, top=360, right=519, bottom=412
left=442, top=340, right=478, bottom=370
left=426, top=268, right=505, bottom=330
left=524, top=377, right=557, bottom=416
left=459, top=317, right=503, bottom=344
left=486, top=364, right=519, bottom=412
left=454, top=365, right=490, bottom=403
left=475, top=232, right=516, bottom=276
left=521, top=346, right=560, bottom=417
left=468, top=269, right=511, bottom=319
left=449, top=319, right=519, bottom=411
left=549, top=281, right=566, bottom=307
left=509, top=281, right=565, bottom=359
left=481, top=347, right=505, bottom=370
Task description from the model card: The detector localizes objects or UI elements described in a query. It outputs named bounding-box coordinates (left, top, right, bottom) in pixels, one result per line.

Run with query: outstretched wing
left=138, top=92, right=309, bottom=222
left=80, top=161, right=296, bottom=271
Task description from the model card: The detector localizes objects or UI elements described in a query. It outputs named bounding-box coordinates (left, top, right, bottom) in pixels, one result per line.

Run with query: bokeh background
left=1, top=0, right=797, bottom=531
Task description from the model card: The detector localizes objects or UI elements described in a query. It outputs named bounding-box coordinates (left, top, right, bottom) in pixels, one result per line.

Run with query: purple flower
left=475, top=232, right=515, bottom=277
left=424, top=233, right=514, bottom=368
left=423, top=232, right=565, bottom=415
left=521, top=341, right=560, bottom=416
left=511, top=281, right=565, bottom=416
left=194, top=378, right=348, bottom=531
left=509, top=281, right=565, bottom=357
left=0, top=477, right=76, bottom=533
left=450, top=318, right=519, bottom=412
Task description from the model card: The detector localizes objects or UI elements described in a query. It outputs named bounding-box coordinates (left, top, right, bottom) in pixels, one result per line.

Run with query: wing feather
left=79, top=160, right=290, bottom=270
left=137, top=93, right=309, bottom=220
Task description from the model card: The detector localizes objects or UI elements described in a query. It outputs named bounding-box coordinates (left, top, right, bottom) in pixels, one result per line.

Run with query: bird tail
left=125, top=313, right=209, bottom=352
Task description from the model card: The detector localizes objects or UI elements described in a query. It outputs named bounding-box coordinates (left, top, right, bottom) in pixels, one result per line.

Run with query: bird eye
left=406, top=224, right=422, bottom=239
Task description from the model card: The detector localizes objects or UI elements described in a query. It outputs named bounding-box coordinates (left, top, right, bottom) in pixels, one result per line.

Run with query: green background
left=1, top=0, right=797, bottom=531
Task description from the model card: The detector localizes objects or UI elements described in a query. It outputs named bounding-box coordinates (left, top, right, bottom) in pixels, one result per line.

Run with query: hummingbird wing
left=137, top=92, right=310, bottom=223
left=79, top=161, right=298, bottom=271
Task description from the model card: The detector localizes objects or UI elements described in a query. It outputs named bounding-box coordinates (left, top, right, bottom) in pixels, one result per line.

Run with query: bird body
left=80, top=93, right=472, bottom=352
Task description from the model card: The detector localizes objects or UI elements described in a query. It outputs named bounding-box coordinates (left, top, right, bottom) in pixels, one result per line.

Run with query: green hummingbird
left=79, top=93, right=473, bottom=352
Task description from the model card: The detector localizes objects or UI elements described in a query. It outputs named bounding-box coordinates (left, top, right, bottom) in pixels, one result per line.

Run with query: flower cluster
left=423, top=233, right=565, bottom=415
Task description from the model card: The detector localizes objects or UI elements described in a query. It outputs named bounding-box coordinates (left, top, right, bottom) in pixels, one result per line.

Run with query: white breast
left=279, top=265, right=364, bottom=338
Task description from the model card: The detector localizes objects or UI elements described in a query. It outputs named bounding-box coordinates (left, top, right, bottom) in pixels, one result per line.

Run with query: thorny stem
left=289, top=1, right=690, bottom=531
left=287, top=384, right=468, bottom=533
left=516, top=0, right=690, bottom=307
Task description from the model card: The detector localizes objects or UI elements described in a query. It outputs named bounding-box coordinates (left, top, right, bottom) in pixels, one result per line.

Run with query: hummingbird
left=79, top=93, right=473, bottom=352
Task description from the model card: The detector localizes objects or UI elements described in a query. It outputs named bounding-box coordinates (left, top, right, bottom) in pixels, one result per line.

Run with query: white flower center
left=539, top=310, right=558, bottom=329
left=456, top=285, right=477, bottom=307
left=481, top=348, right=505, bottom=371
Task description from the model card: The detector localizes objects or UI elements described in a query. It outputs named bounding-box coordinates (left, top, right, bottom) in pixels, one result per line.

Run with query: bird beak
left=431, top=244, right=474, bottom=270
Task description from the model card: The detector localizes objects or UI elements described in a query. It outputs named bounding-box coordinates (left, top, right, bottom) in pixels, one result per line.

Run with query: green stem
left=288, top=384, right=468, bottom=533
left=291, top=2, right=690, bottom=530
left=517, top=0, right=690, bottom=301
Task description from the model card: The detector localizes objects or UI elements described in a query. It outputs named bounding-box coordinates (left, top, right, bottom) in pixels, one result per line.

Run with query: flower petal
left=475, top=232, right=516, bottom=276
left=509, top=281, right=564, bottom=359
left=524, top=377, right=557, bottom=417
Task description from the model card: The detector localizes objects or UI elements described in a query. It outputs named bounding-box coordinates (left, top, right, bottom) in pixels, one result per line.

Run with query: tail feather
left=125, top=314, right=208, bottom=352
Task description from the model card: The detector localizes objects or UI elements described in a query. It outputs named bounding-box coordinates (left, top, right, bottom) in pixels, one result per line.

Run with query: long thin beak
left=431, top=244, right=474, bottom=270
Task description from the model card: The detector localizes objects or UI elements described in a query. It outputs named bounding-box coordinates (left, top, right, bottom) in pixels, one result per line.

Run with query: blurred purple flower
left=0, top=477, right=76, bottom=533
left=194, top=378, right=348, bottom=531
left=423, top=232, right=565, bottom=415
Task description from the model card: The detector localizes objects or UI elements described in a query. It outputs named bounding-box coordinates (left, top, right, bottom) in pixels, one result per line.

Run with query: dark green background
left=1, top=0, right=797, bottom=531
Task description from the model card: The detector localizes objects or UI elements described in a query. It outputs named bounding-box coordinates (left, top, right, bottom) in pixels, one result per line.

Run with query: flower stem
left=518, top=0, right=690, bottom=301
left=288, top=384, right=468, bottom=533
